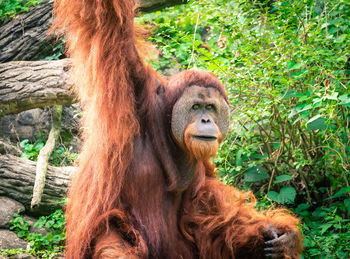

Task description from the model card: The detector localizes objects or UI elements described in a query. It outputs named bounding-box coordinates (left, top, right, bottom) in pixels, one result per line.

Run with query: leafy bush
left=8, top=209, right=66, bottom=258
left=0, top=0, right=40, bottom=20
left=20, top=133, right=77, bottom=166
left=138, top=0, right=350, bottom=257
left=139, top=0, right=349, bottom=202
left=300, top=203, right=350, bottom=258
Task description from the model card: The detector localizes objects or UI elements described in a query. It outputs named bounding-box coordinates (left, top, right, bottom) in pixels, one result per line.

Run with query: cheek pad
left=171, top=98, right=190, bottom=145
left=217, top=101, right=230, bottom=138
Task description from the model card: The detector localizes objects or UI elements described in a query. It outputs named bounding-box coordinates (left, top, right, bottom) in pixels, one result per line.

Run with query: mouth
left=193, top=135, right=217, bottom=141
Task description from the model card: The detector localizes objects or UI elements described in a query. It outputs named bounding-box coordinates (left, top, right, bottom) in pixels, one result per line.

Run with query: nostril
left=201, top=118, right=211, bottom=123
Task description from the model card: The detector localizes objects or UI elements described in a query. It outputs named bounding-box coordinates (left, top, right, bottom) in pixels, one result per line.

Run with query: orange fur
left=51, top=0, right=302, bottom=258
left=184, top=122, right=222, bottom=162
left=94, top=230, right=139, bottom=259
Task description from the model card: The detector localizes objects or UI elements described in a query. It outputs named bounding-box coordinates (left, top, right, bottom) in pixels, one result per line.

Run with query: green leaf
left=267, top=186, right=296, bottom=204
left=339, top=94, right=350, bottom=107
left=344, top=198, right=350, bottom=213
left=235, top=149, right=243, bottom=166
left=244, top=166, right=269, bottom=182
left=306, top=115, right=327, bottom=130
left=281, top=90, right=303, bottom=99
left=46, top=232, right=54, bottom=242
left=288, top=104, right=313, bottom=119
left=331, top=187, right=350, bottom=199
left=325, top=92, right=338, bottom=100
left=319, top=223, right=333, bottom=235
left=295, top=203, right=310, bottom=215
left=274, top=175, right=293, bottom=183
left=287, top=61, right=303, bottom=71
left=267, top=191, right=280, bottom=203
left=19, top=139, right=29, bottom=148
left=279, top=186, right=296, bottom=204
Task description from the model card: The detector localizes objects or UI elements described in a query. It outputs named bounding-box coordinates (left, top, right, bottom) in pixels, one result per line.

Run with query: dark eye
left=192, top=104, right=200, bottom=110
left=206, top=104, right=214, bottom=110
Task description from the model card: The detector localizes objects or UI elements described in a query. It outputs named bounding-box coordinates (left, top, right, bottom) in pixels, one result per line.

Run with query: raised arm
left=51, top=1, right=151, bottom=257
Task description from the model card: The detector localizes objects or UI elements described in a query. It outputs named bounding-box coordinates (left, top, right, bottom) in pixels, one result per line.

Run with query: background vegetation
left=1, top=0, right=349, bottom=258
left=138, top=0, right=350, bottom=257
left=137, top=0, right=349, bottom=257
left=0, top=0, right=39, bottom=22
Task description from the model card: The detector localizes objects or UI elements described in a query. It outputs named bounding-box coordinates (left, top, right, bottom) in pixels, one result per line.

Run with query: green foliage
left=267, top=185, right=296, bottom=204
left=244, top=166, right=269, bottom=182
left=9, top=209, right=66, bottom=258
left=0, top=0, right=40, bottom=20
left=20, top=133, right=77, bottom=166
left=0, top=248, right=28, bottom=257
left=20, top=138, right=44, bottom=161
left=139, top=0, right=350, bottom=256
left=41, top=42, right=65, bottom=61
left=139, top=0, right=349, bottom=203
left=300, top=203, right=350, bottom=258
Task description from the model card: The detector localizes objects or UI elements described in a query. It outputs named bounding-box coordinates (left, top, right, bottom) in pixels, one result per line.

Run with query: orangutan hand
left=263, top=223, right=300, bottom=259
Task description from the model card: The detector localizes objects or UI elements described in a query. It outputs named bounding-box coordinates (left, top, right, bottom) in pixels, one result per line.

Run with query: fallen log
left=0, top=154, right=74, bottom=215
left=0, top=1, right=54, bottom=62
left=0, top=59, right=74, bottom=116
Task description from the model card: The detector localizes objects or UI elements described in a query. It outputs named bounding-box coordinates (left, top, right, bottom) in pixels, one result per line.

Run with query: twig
left=31, top=105, right=63, bottom=209
left=189, top=6, right=200, bottom=69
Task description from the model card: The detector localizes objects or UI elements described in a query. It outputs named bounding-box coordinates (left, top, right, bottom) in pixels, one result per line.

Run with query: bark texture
left=0, top=1, right=54, bottom=62
left=0, top=59, right=74, bottom=116
left=0, top=154, right=74, bottom=215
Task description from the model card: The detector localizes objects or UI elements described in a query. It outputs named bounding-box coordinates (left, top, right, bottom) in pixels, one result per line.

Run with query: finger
left=265, top=223, right=279, bottom=239
left=265, top=233, right=288, bottom=246
left=264, top=245, right=284, bottom=253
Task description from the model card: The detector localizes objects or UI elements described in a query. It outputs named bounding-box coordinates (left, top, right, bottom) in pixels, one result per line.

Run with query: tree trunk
left=0, top=59, right=75, bottom=116
left=0, top=0, right=187, bottom=62
left=0, top=154, right=74, bottom=215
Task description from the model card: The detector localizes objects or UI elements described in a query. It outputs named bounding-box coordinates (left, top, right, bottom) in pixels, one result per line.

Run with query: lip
left=193, top=135, right=217, bottom=141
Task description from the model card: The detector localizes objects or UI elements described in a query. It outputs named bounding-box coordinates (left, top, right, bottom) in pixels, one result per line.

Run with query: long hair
left=51, top=1, right=303, bottom=258
left=51, top=0, right=148, bottom=257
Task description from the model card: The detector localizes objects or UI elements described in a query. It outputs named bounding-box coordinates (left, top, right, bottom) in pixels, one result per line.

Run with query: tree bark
left=0, top=1, right=54, bottom=62
left=0, top=59, right=75, bottom=117
left=0, top=0, right=188, bottom=62
left=0, top=138, right=22, bottom=156
left=0, top=154, right=74, bottom=215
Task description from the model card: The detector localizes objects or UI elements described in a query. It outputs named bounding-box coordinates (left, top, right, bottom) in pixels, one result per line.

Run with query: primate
left=52, top=0, right=303, bottom=258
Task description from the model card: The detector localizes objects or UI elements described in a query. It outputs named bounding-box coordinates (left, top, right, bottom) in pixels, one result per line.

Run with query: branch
left=0, top=59, right=75, bottom=116
left=31, top=105, right=63, bottom=209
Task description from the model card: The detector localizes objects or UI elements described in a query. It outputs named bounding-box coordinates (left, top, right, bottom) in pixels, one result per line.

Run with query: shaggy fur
left=184, top=123, right=222, bottom=161
left=52, top=0, right=303, bottom=258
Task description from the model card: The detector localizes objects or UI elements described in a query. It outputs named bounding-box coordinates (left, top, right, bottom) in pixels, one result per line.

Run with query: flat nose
left=201, top=118, right=211, bottom=123
left=196, top=115, right=218, bottom=137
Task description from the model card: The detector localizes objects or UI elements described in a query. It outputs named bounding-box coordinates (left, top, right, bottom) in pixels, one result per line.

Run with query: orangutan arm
left=181, top=178, right=302, bottom=259
left=93, top=230, right=140, bottom=259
